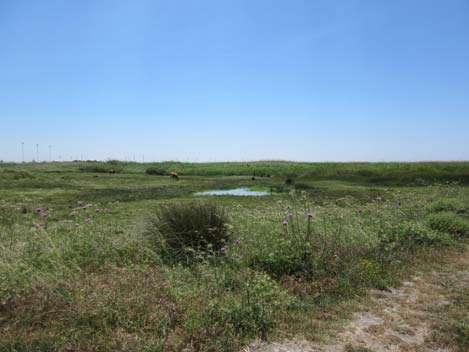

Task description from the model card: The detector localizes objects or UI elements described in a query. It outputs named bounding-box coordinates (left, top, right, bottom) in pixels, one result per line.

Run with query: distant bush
left=428, top=198, right=465, bottom=214
left=79, top=163, right=123, bottom=174
left=106, top=159, right=124, bottom=166
left=426, top=212, right=469, bottom=237
left=146, top=202, right=229, bottom=263
left=145, top=167, right=167, bottom=176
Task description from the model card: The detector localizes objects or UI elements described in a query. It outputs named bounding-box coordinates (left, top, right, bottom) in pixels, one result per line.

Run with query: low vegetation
left=426, top=212, right=469, bottom=237
left=78, top=160, right=125, bottom=174
left=0, top=161, right=468, bottom=351
left=430, top=275, right=469, bottom=352
left=428, top=198, right=466, bottom=213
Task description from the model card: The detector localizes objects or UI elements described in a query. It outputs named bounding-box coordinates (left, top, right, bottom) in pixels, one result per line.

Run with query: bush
left=146, top=202, right=230, bottom=263
left=426, top=212, right=469, bottom=237
left=79, top=163, right=123, bottom=174
left=146, top=167, right=167, bottom=176
left=428, top=198, right=465, bottom=213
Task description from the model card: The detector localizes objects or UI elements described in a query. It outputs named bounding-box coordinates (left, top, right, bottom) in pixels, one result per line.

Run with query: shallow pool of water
left=195, top=187, right=269, bottom=197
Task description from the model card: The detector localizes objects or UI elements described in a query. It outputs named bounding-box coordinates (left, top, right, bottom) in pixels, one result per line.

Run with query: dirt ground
left=246, top=248, right=469, bottom=352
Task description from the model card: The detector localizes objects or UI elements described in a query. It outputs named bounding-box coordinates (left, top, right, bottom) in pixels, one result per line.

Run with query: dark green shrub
left=426, top=212, right=469, bottom=237
left=145, top=167, right=167, bottom=176
left=146, top=202, right=229, bottom=263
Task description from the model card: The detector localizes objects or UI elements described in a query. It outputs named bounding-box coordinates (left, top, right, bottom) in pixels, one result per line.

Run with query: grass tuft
left=145, top=202, right=230, bottom=263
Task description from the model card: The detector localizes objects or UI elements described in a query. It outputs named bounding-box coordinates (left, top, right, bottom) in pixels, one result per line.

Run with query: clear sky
left=1, top=0, right=468, bottom=162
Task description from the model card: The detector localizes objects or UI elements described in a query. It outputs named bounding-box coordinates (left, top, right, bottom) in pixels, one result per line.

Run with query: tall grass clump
left=146, top=202, right=230, bottom=263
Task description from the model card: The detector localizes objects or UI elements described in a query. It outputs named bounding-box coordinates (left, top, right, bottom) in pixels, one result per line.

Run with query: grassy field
left=0, top=161, right=468, bottom=351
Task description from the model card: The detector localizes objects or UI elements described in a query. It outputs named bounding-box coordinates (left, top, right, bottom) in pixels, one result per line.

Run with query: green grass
left=0, top=161, right=468, bottom=351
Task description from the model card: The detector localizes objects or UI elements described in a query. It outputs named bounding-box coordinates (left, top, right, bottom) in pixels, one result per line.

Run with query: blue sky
left=1, top=0, right=468, bottom=162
